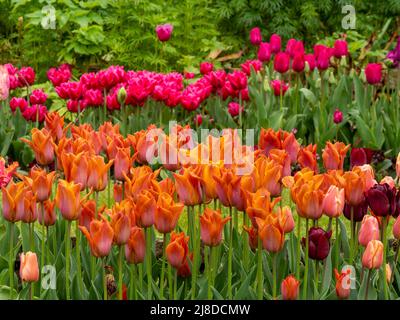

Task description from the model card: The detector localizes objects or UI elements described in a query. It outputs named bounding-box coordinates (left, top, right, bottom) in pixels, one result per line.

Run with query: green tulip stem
left=303, top=218, right=309, bottom=300
left=256, top=237, right=263, bottom=300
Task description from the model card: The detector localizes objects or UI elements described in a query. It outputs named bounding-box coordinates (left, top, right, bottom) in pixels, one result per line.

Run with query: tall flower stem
left=296, top=217, right=301, bottom=280
left=364, top=269, right=371, bottom=300
left=65, top=220, right=71, bottom=300
left=160, top=233, right=167, bottom=299
left=130, top=264, right=137, bottom=300
left=168, top=263, right=173, bottom=299
left=191, top=206, right=200, bottom=299
left=9, top=222, right=14, bottom=299
left=382, top=216, right=389, bottom=300
left=314, top=260, right=319, bottom=299
left=227, top=206, right=233, bottom=299
left=302, top=218, right=309, bottom=300
left=272, top=253, right=277, bottom=299
left=103, top=257, right=107, bottom=300
left=242, top=214, right=249, bottom=272
left=40, top=203, right=45, bottom=278
left=349, top=207, right=354, bottom=263
left=335, top=218, right=340, bottom=269
left=208, top=245, right=217, bottom=299
left=118, top=245, right=124, bottom=300
left=76, top=222, right=83, bottom=295
left=256, top=238, right=263, bottom=300
left=146, top=227, right=153, bottom=299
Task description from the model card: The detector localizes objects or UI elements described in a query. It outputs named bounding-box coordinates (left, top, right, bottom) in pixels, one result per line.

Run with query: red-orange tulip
left=29, top=167, right=56, bottom=202
left=166, top=231, right=190, bottom=269
left=281, top=275, right=300, bottom=300
left=38, top=199, right=57, bottom=226
left=125, top=227, right=146, bottom=264
left=174, top=167, right=204, bottom=206
left=109, top=206, right=131, bottom=245
left=135, top=189, right=157, bottom=228
left=60, top=152, right=89, bottom=190
left=44, top=111, right=65, bottom=142
left=55, top=179, right=82, bottom=220
left=297, top=144, right=318, bottom=173
left=255, top=215, right=285, bottom=253
left=200, top=208, right=231, bottom=246
left=322, top=141, right=350, bottom=171
left=114, top=147, right=132, bottom=181
left=21, top=128, right=54, bottom=165
left=155, top=192, right=184, bottom=234
left=79, top=218, right=114, bottom=258
left=20, top=252, right=39, bottom=283
left=20, top=189, right=38, bottom=223
left=87, top=155, right=114, bottom=191
left=2, top=181, right=25, bottom=222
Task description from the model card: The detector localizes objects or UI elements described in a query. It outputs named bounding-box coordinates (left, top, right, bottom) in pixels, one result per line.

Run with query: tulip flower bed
left=0, top=28, right=400, bottom=301
left=0, top=117, right=400, bottom=301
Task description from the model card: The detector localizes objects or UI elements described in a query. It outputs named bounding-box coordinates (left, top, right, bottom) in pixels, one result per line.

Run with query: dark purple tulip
left=350, top=148, right=373, bottom=168
left=343, top=201, right=368, bottom=222
left=365, top=183, right=397, bottom=217
left=302, top=227, right=332, bottom=261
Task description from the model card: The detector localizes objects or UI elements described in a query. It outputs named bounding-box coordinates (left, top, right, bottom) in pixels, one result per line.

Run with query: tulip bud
left=333, top=109, right=343, bottom=124
left=386, top=263, right=392, bottom=284
left=117, top=87, right=127, bottom=105
left=20, top=252, right=39, bottom=283
left=281, top=275, right=300, bottom=300
left=362, top=240, right=383, bottom=269
left=328, top=70, right=336, bottom=84
left=340, top=56, right=348, bottom=67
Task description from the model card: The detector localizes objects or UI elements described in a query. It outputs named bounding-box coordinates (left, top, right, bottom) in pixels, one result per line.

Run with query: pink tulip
left=365, top=63, right=382, bottom=85
left=358, top=215, right=380, bottom=246
left=274, top=52, right=290, bottom=73
left=249, top=27, right=262, bottom=46
left=258, top=42, right=271, bottom=62
left=156, top=24, right=173, bottom=42
left=322, top=185, right=345, bottom=218
left=269, top=34, right=281, bottom=54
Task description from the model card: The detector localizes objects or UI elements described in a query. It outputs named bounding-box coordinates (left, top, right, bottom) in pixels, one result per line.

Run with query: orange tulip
left=38, top=199, right=57, bottom=226
left=133, top=126, right=161, bottom=164
left=362, top=240, right=383, bottom=269
left=254, top=155, right=282, bottom=196
left=322, top=185, right=345, bottom=218
left=166, top=231, right=190, bottom=269
left=109, top=205, right=131, bottom=245
left=277, top=206, right=295, bottom=233
left=255, top=215, right=284, bottom=253
left=343, top=168, right=368, bottom=206
left=334, top=268, right=351, bottom=299
left=200, top=208, right=231, bottom=246
left=114, top=183, right=123, bottom=203
left=243, top=225, right=258, bottom=250
left=29, top=167, right=56, bottom=202
left=60, top=152, right=89, bottom=190
left=79, top=200, right=105, bottom=230
left=159, top=137, right=181, bottom=172
left=174, top=167, right=204, bottom=206
left=322, top=141, right=350, bottom=171
left=44, top=111, right=65, bottom=142
left=20, top=189, right=38, bottom=223
left=87, top=155, right=114, bottom=191
left=0, top=157, right=18, bottom=188
left=358, top=215, right=380, bottom=247
left=20, top=252, right=39, bottom=283
left=21, top=128, right=54, bottom=165
left=124, top=166, right=160, bottom=201
left=297, top=144, right=318, bottom=173
left=2, top=181, right=26, bottom=222
left=246, top=188, right=280, bottom=227
left=159, top=177, right=176, bottom=196
left=258, top=128, right=300, bottom=164
left=281, top=275, right=300, bottom=300
left=291, top=172, right=325, bottom=220
left=154, top=192, right=184, bottom=234
left=135, top=189, right=157, bottom=228
left=55, top=179, right=81, bottom=220
left=114, top=147, right=132, bottom=181
left=79, top=218, right=114, bottom=258
left=125, top=227, right=146, bottom=264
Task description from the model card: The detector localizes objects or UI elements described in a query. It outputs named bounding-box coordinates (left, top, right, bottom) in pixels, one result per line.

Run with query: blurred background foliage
left=0, top=0, right=399, bottom=81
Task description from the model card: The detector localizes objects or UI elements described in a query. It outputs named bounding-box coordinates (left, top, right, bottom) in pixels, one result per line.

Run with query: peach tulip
left=362, top=240, right=383, bottom=269
left=20, top=252, right=39, bottom=282
left=358, top=215, right=380, bottom=247
left=322, top=185, right=345, bottom=218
